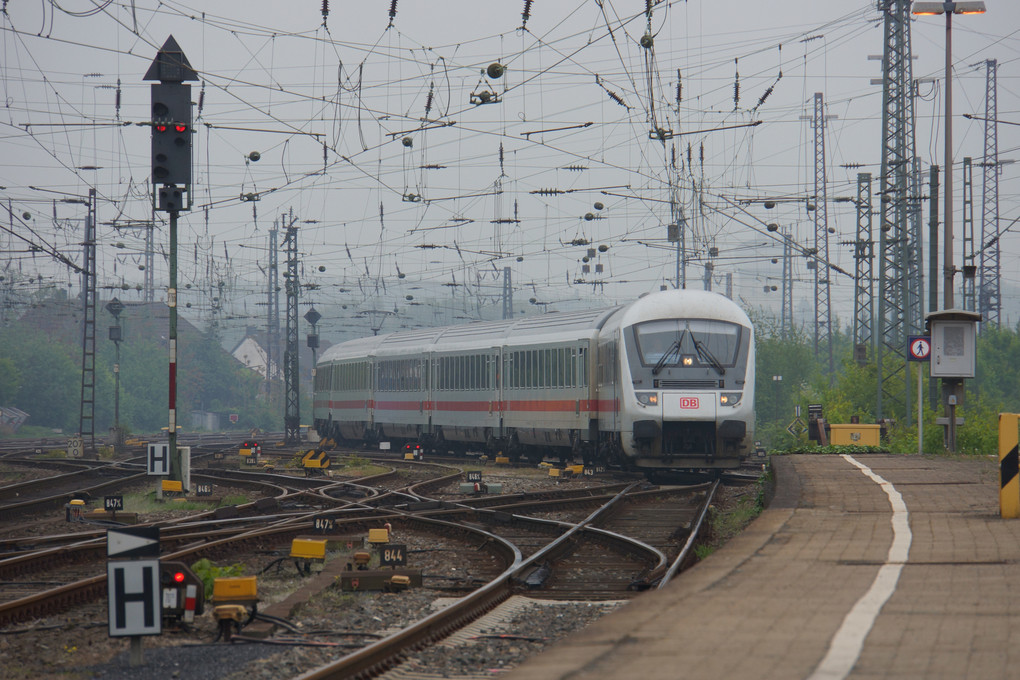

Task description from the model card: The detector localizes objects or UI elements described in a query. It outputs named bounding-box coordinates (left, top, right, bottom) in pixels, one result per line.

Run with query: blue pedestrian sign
left=908, top=335, right=932, bottom=362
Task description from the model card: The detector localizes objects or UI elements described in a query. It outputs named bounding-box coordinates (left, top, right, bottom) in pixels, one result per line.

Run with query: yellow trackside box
left=290, top=538, right=327, bottom=560
left=495, top=456, right=510, bottom=465
left=829, top=424, right=882, bottom=447
left=404, top=452, right=416, bottom=460
left=548, top=468, right=561, bottom=477
left=368, top=528, right=389, bottom=544
left=161, top=479, right=184, bottom=493
left=566, top=464, right=584, bottom=475
left=213, top=576, right=257, bottom=602
left=302, top=450, right=330, bottom=468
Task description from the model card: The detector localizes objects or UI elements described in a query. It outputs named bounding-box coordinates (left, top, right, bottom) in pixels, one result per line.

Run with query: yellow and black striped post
left=999, top=413, right=1020, bottom=519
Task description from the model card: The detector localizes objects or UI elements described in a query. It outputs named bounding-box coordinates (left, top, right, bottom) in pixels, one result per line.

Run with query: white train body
left=313, top=289, right=755, bottom=470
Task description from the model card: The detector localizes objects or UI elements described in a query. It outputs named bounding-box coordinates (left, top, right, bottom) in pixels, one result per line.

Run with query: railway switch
left=353, top=551, right=372, bottom=569
left=66, top=498, right=87, bottom=521
left=212, top=576, right=258, bottom=605
left=290, top=538, right=328, bottom=575
left=161, top=479, right=184, bottom=497
left=160, top=561, right=205, bottom=628
left=213, top=605, right=248, bottom=642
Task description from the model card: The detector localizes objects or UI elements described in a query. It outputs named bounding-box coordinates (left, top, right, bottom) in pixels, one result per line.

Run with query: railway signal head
left=151, top=82, right=193, bottom=190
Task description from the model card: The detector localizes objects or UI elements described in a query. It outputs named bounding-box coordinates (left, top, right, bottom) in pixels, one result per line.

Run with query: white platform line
left=807, top=454, right=912, bottom=680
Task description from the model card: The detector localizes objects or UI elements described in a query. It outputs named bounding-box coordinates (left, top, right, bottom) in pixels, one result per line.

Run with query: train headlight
left=635, top=392, right=659, bottom=406
left=719, top=392, right=742, bottom=406
left=682, top=355, right=694, bottom=366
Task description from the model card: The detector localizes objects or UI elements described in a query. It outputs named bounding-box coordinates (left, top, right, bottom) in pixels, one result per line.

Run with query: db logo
left=678, top=397, right=700, bottom=409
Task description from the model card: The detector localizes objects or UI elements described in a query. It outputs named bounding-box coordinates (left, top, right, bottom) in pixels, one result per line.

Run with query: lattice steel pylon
left=502, top=266, right=513, bottom=319
left=852, top=172, right=874, bottom=363
left=907, top=156, right=924, bottom=336
left=979, top=58, right=1000, bottom=327
left=267, top=224, right=279, bottom=390
left=811, top=92, right=833, bottom=377
left=781, top=231, right=793, bottom=338
left=78, top=189, right=98, bottom=455
left=876, top=0, right=915, bottom=420
left=961, top=156, right=976, bottom=311
left=283, top=215, right=300, bottom=444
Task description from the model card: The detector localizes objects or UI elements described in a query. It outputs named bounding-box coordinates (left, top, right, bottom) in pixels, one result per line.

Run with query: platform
left=507, top=453, right=1020, bottom=679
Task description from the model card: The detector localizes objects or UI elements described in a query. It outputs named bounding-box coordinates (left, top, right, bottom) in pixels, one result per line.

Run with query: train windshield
left=632, top=319, right=742, bottom=371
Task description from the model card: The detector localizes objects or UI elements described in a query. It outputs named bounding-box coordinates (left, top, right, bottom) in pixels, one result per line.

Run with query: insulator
left=530, top=188, right=564, bottom=196
left=115, top=79, right=121, bottom=119
left=198, top=84, right=205, bottom=115
left=425, top=83, right=434, bottom=114
left=676, top=68, right=682, bottom=106
left=733, top=59, right=740, bottom=110
left=388, top=0, right=397, bottom=25
left=487, top=62, right=505, bottom=79
left=521, top=0, right=533, bottom=27
left=607, top=89, right=626, bottom=108
left=756, top=84, right=774, bottom=110
left=322, top=0, right=329, bottom=20
left=646, top=0, right=653, bottom=18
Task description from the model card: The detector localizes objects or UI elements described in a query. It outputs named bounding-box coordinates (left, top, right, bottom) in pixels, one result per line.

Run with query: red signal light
left=155, top=123, right=167, bottom=132
left=173, top=571, right=185, bottom=584
left=174, top=123, right=187, bottom=133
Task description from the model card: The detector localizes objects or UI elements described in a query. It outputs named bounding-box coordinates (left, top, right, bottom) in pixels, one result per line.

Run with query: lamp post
left=106, top=297, right=125, bottom=452
left=912, top=1, right=986, bottom=309
left=913, top=2, right=986, bottom=453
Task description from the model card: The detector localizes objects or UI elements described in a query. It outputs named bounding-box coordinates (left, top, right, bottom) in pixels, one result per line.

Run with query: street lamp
left=106, top=297, right=125, bottom=452
left=912, top=1, right=986, bottom=310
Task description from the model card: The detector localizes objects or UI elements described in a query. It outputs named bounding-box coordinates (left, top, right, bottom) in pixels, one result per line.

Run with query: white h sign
left=147, top=442, right=170, bottom=476
left=108, top=559, right=161, bottom=636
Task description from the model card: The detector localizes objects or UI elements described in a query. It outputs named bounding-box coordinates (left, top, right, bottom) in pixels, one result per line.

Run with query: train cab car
left=606, top=289, right=755, bottom=469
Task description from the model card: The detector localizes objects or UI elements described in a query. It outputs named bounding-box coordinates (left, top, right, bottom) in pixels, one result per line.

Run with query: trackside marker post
left=998, top=413, right=1019, bottom=519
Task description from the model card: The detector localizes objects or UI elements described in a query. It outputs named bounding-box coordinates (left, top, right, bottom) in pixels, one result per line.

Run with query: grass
left=694, top=470, right=771, bottom=560
left=123, top=492, right=248, bottom=513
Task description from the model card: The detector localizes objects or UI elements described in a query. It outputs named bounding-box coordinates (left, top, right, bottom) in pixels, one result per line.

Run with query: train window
left=633, top=319, right=741, bottom=367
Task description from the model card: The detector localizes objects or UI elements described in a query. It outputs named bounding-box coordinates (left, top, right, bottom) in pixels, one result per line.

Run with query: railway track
left=0, top=453, right=744, bottom=678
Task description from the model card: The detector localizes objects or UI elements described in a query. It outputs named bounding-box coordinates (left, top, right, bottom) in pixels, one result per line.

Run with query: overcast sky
left=2, top=1, right=1018, bottom=340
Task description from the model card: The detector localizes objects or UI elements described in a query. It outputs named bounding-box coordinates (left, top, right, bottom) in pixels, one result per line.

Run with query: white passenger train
left=313, top=288, right=755, bottom=470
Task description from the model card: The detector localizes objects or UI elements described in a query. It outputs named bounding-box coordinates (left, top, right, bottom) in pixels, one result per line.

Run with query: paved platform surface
left=507, top=453, right=1020, bottom=679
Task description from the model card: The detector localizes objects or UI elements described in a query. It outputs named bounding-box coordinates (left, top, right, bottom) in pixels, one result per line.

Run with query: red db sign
left=678, top=397, right=700, bottom=409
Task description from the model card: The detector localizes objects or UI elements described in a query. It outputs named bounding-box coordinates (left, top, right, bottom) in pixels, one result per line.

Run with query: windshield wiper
left=693, top=338, right=726, bottom=376
left=652, top=340, right=681, bottom=375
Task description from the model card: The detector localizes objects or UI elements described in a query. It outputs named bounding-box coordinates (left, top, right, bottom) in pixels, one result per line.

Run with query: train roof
left=319, top=305, right=621, bottom=361
left=318, top=289, right=751, bottom=364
